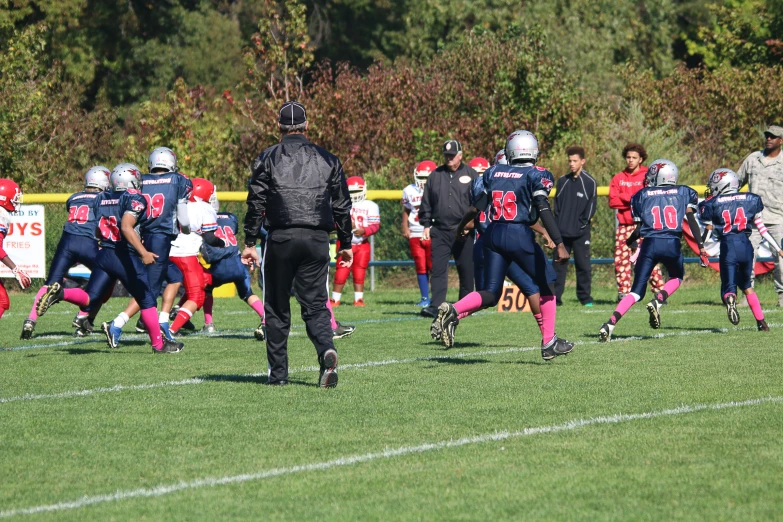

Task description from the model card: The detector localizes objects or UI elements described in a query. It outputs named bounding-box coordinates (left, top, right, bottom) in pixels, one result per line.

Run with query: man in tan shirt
left=738, top=125, right=783, bottom=305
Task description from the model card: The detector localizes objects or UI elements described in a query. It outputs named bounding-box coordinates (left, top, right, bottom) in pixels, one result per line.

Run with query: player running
left=0, top=179, right=32, bottom=318
left=22, top=166, right=110, bottom=339
left=698, top=168, right=782, bottom=330
left=598, top=159, right=703, bottom=342
left=402, top=160, right=435, bottom=307
left=37, top=164, right=183, bottom=353
left=331, top=176, right=380, bottom=307
left=431, top=130, right=574, bottom=360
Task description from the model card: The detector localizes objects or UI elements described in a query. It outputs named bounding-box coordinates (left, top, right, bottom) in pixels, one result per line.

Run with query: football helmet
left=494, top=149, right=508, bottom=165
left=110, top=163, right=143, bottom=192
left=148, top=147, right=177, bottom=173
left=414, top=160, right=436, bottom=189
left=468, top=157, right=490, bottom=173
left=84, top=166, right=111, bottom=190
left=190, top=178, right=218, bottom=209
left=706, top=168, right=740, bottom=197
left=505, top=130, right=539, bottom=164
left=0, top=179, right=23, bottom=212
left=646, top=159, right=679, bottom=187
left=347, top=176, right=366, bottom=203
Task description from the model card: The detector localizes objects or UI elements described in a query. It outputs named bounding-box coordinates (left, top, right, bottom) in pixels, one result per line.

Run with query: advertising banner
left=0, top=205, right=46, bottom=278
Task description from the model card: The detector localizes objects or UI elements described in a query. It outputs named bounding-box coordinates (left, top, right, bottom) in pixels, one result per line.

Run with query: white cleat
left=598, top=322, right=615, bottom=343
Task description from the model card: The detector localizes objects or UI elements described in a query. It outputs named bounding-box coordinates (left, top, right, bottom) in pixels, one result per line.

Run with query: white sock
left=159, top=311, right=169, bottom=324
left=355, top=292, right=364, bottom=301
left=332, top=292, right=342, bottom=302
left=113, top=312, right=129, bottom=329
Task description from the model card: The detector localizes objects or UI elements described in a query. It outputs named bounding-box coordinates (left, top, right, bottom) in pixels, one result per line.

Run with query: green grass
left=2, top=283, right=783, bottom=520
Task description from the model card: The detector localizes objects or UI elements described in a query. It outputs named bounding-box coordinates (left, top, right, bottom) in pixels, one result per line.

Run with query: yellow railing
left=25, top=186, right=714, bottom=204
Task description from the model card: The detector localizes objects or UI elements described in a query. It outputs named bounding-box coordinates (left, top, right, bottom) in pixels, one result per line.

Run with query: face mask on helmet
left=110, top=163, right=143, bottom=192
left=148, top=147, right=178, bottom=173
left=505, top=130, right=539, bottom=164
left=414, top=161, right=436, bottom=189
left=646, top=159, right=679, bottom=187
left=210, top=189, right=220, bottom=211
left=347, top=176, right=367, bottom=203
left=0, top=179, right=23, bottom=212
left=707, top=168, right=740, bottom=197
left=84, top=166, right=111, bottom=191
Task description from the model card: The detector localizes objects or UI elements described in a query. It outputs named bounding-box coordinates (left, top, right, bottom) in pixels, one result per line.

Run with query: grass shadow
left=200, top=374, right=316, bottom=387
left=425, top=357, right=490, bottom=365
left=60, top=348, right=115, bottom=355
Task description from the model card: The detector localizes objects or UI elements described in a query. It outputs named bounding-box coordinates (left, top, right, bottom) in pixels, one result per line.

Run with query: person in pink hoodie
left=608, top=143, right=664, bottom=302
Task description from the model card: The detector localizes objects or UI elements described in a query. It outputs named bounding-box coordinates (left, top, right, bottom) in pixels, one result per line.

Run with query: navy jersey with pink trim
left=93, top=190, right=144, bottom=249
left=480, top=163, right=555, bottom=226
left=201, top=212, right=240, bottom=263
left=63, top=191, right=102, bottom=239
left=140, top=172, right=192, bottom=236
left=631, top=185, right=699, bottom=238
left=698, top=192, right=763, bottom=239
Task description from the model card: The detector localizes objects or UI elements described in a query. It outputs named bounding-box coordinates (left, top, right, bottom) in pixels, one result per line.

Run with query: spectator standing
left=242, top=101, right=352, bottom=388
left=553, top=146, right=597, bottom=306
left=738, top=125, right=783, bottom=306
left=609, top=143, right=665, bottom=302
left=419, top=140, right=478, bottom=317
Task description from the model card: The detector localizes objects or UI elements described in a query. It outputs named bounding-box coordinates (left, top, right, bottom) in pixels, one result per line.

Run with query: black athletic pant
left=263, top=228, right=335, bottom=384
left=553, top=229, right=593, bottom=304
left=430, top=227, right=474, bottom=307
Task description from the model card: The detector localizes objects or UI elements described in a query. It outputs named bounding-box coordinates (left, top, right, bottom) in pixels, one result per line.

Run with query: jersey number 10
left=650, top=205, right=678, bottom=230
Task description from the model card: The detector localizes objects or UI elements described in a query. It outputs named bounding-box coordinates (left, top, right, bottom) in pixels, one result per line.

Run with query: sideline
left=1, top=396, right=780, bottom=518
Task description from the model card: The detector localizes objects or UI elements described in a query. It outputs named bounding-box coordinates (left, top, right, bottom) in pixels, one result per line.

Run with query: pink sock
left=657, top=278, right=681, bottom=301
left=250, top=299, right=264, bottom=320
left=325, top=296, right=338, bottom=330
left=457, top=311, right=470, bottom=320
left=76, top=311, right=88, bottom=318
left=63, top=288, right=90, bottom=308
left=747, top=293, right=765, bottom=321
left=533, top=313, right=544, bottom=337
left=140, top=308, right=163, bottom=349
left=203, top=294, right=213, bottom=324
left=540, top=295, right=556, bottom=345
left=613, top=294, right=639, bottom=321
left=28, top=287, right=47, bottom=320
left=723, top=292, right=735, bottom=302
left=453, top=291, right=483, bottom=316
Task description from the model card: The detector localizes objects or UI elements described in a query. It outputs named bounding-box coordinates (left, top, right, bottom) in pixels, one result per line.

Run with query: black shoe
left=758, top=319, right=770, bottom=332
left=333, top=323, right=355, bottom=339
left=541, top=336, right=574, bottom=360
left=36, top=282, right=64, bottom=317
left=20, top=319, right=35, bottom=340
left=319, top=348, right=338, bottom=388
left=435, top=302, right=459, bottom=349
left=254, top=323, right=266, bottom=341
left=725, top=294, right=740, bottom=325
left=646, top=298, right=663, bottom=329
left=72, top=314, right=94, bottom=333
left=135, top=319, right=147, bottom=334
left=168, top=305, right=180, bottom=322
left=420, top=305, right=438, bottom=319
left=266, top=380, right=288, bottom=386
left=153, top=340, right=184, bottom=354
left=180, top=319, right=196, bottom=332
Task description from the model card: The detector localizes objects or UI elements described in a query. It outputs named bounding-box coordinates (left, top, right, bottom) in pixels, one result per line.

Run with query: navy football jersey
left=698, top=192, right=764, bottom=240
left=481, top=163, right=555, bottom=226
left=631, top=185, right=698, bottom=238
left=201, top=212, right=240, bottom=263
left=470, top=176, right=490, bottom=234
left=63, top=191, right=102, bottom=239
left=140, top=172, right=193, bottom=236
left=94, top=190, right=142, bottom=249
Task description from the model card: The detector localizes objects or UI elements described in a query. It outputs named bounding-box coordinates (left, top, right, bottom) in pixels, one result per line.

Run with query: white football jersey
left=0, top=207, right=9, bottom=237
left=401, top=184, right=424, bottom=237
left=350, top=199, right=380, bottom=245
left=170, top=201, right=218, bottom=257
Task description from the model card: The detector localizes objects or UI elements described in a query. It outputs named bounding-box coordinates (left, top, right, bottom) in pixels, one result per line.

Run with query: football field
left=2, top=284, right=783, bottom=520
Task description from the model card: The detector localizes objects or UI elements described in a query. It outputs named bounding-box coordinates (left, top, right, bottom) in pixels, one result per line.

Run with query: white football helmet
left=148, top=147, right=177, bottom=173
left=110, top=163, right=143, bottom=192
left=84, top=166, right=111, bottom=190
left=646, top=159, right=679, bottom=187
left=707, top=168, right=740, bottom=196
left=347, top=176, right=366, bottom=203
left=494, top=149, right=508, bottom=165
left=505, top=130, right=539, bottom=164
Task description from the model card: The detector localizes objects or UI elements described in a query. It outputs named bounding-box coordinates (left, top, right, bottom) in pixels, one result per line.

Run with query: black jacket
left=419, top=162, right=478, bottom=230
left=244, top=134, right=352, bottom=246
left=553, top=170, right=597, bottom=237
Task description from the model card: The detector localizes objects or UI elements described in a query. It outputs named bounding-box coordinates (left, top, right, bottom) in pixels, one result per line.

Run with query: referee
left=242, top=101, right=353, bottom=388
left=419, top=139, right=478, bottom=317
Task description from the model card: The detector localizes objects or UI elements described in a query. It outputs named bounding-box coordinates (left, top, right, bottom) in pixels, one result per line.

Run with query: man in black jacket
left=553, top=146, right=597, bottom=306
left=419, top=140, right=478, bottom=316
left=242, top=101, right=353, bottom=388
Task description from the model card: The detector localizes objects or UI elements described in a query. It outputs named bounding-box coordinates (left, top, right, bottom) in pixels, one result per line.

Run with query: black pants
left=430, top=227, right=474, bottom=307
left=263, top=228, right=335, bottom=384
left=553, top=229, right=593, bottom=304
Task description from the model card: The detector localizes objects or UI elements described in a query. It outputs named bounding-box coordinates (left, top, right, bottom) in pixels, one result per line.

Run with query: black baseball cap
left=442, top=139, right=463, bottom=155
left=279, top=101, right=307, bottom=126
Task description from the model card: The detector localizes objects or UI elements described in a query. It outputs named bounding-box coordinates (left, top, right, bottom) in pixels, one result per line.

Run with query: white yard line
left=1, top=395, right=780, bottom=518
left=0, top=326, right=764, bottom=406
